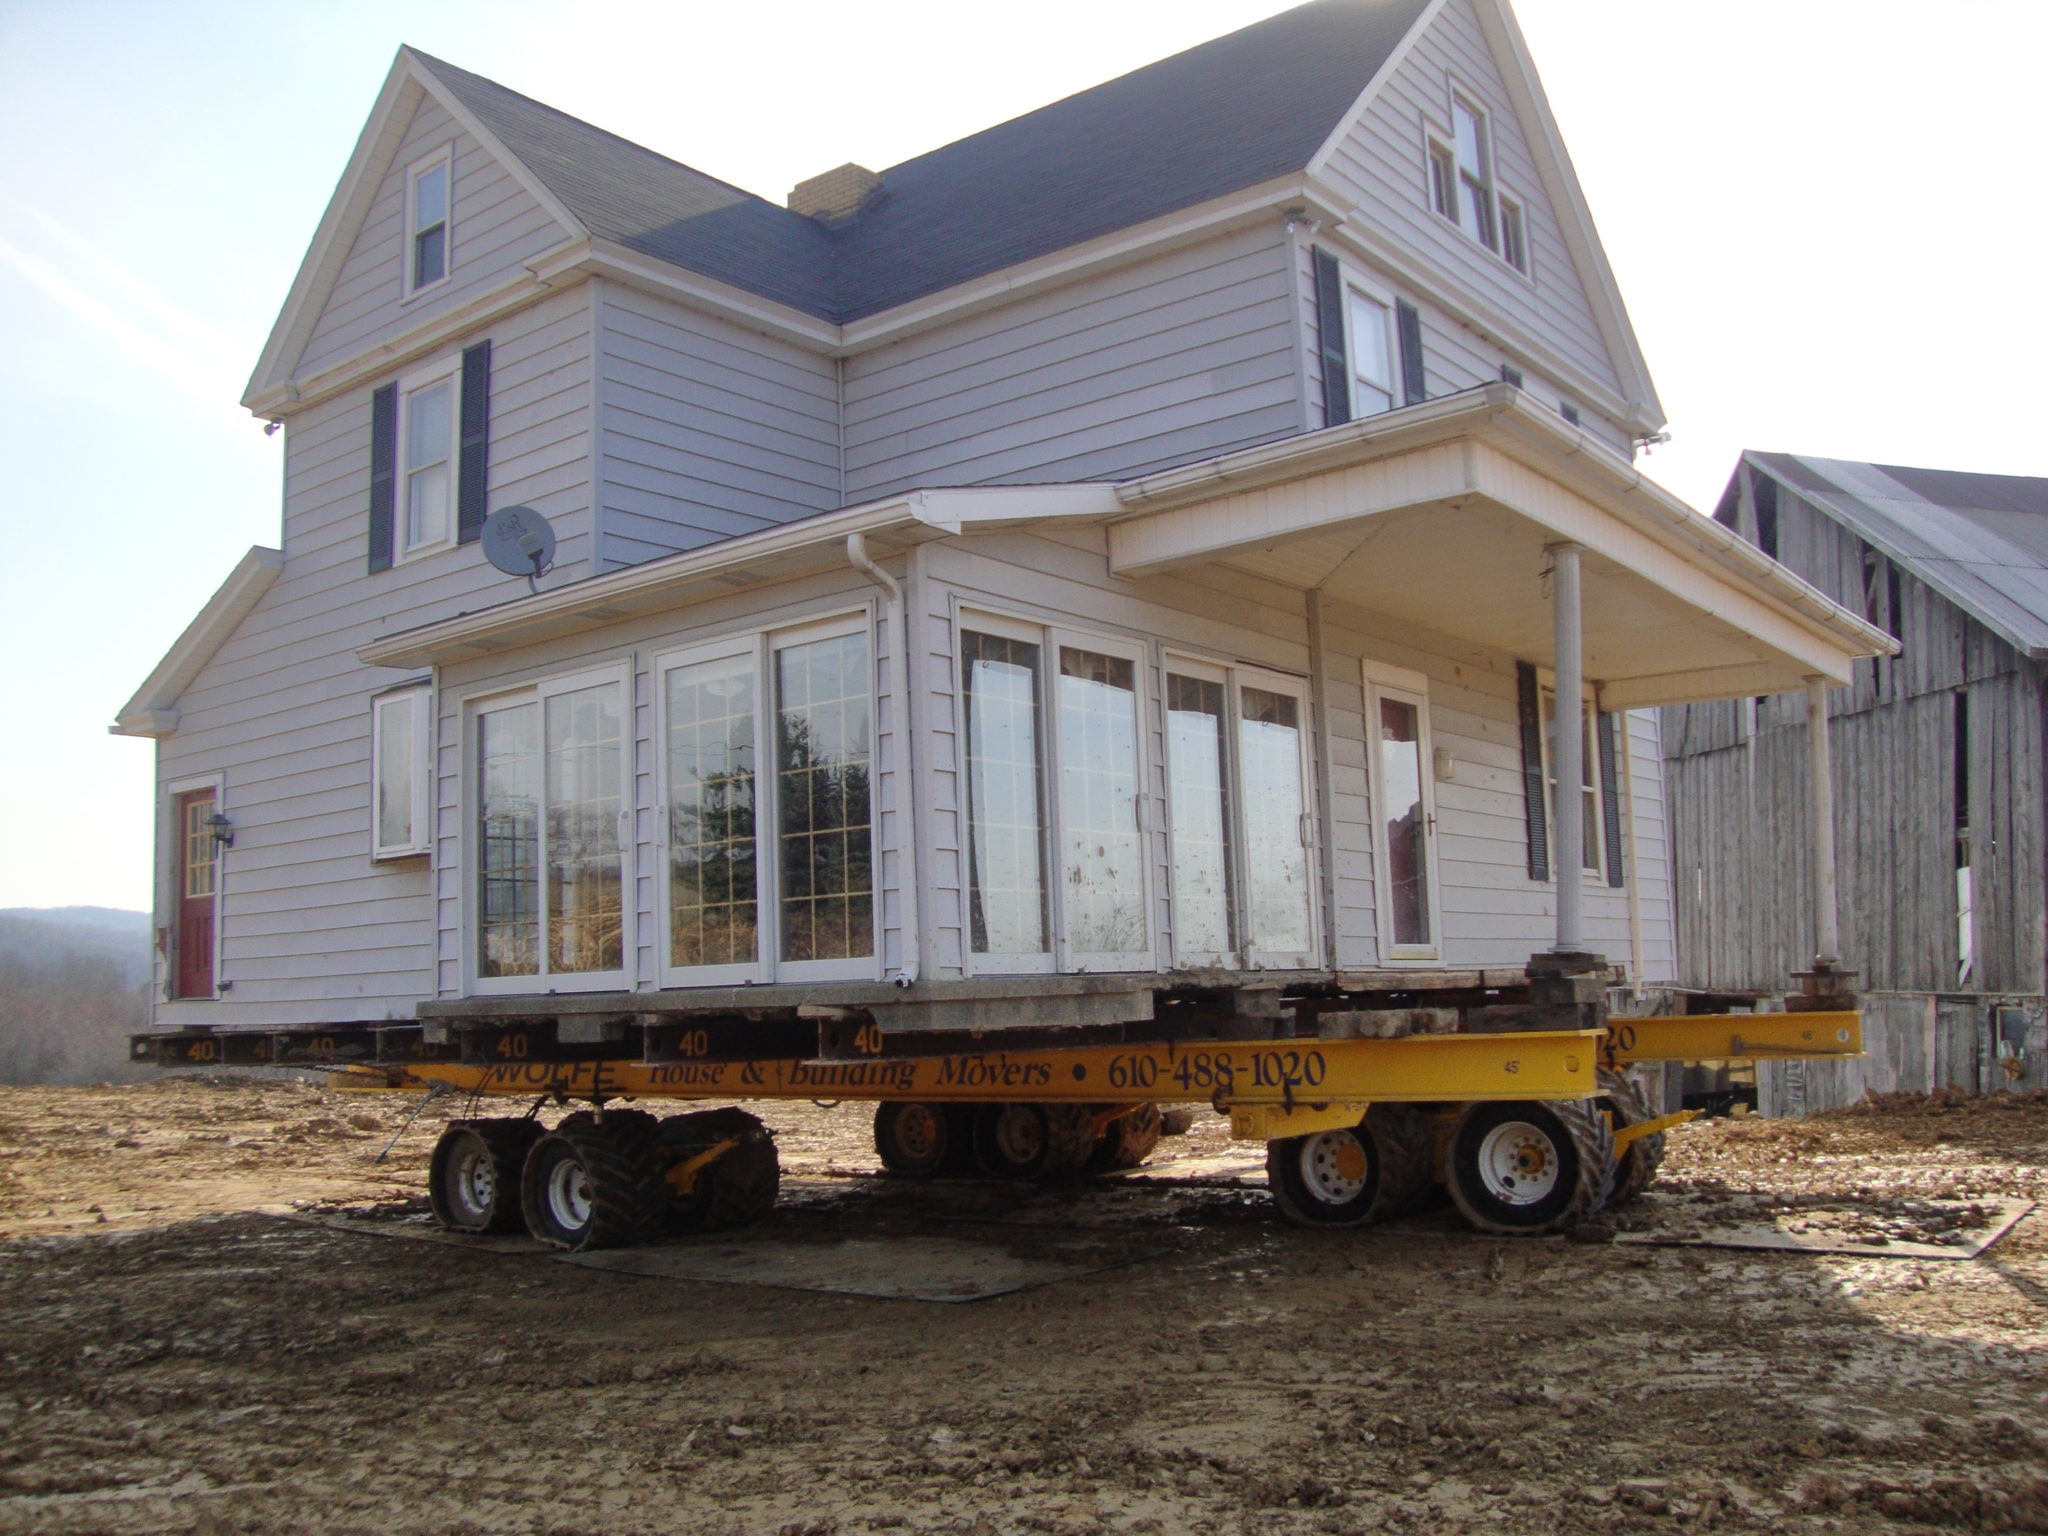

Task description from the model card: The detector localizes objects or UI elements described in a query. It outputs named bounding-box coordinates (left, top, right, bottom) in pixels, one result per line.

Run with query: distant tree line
left=0, top=918, right=152, bottom=1086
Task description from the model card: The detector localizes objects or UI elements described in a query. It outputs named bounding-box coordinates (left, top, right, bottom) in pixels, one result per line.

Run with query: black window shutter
left=1597, top=710, right=1625, bottom=887
left=1311, top=246, right=1349, bottom=427
left=457, top=339, right=491, bottom=545
left=1396, top=299, right=1427, bottom=406
left=1516, top=661, right=1549, bottom=881
left=367, top=383, right=397, bottom=574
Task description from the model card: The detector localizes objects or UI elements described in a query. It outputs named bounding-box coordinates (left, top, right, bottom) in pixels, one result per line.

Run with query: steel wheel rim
left=1477, top=1120, right=1561, bottom=1207
left=897, top=1105, right=941, bottom=1161
left=546, top=1154, right=595, bottom=1231
left=993, top=1106, right=1044, bottom=1167
left=1297, top=1129, right=1370, bottom=1207
left=452, top=1138, right=495, bottom=1221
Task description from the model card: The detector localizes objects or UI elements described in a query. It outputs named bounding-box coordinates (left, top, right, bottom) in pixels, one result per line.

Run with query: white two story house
left=115, top=0, right=1885, bottom=1037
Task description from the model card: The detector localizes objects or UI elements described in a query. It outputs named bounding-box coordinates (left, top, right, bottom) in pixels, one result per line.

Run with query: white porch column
left=1550, top=542, right=1586, bottom=954
left=1805, top=676, right=1841, bottom=966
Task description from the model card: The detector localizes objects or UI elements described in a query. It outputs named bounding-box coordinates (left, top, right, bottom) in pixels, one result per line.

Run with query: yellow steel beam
left=1612, top=1107, right=1698, bottom=1151
left=1603, top=1011, right=1861, bottom=1068
left=1228, top=1102, right=1370, bottom=1140
left=331, top=1028, right=1602, bottom=1108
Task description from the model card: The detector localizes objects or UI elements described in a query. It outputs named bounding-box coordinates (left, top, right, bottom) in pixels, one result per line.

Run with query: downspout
left=848, top=532, right=920, bottom=986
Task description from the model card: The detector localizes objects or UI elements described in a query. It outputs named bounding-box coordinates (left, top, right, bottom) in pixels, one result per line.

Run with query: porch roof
left=1109, top=386, right=1895, bottom=709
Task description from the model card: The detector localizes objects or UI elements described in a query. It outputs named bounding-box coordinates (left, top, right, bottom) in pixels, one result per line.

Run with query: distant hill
left=0, top=907, right=153, bottom=1085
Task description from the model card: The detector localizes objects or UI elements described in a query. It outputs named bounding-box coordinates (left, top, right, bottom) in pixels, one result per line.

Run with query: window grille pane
left=1167, top=673, right=1232, bottom=957
left=545, top=683, right=624, bottom=975
left=414, top=163, right=448, bottom=228
left=1058, top=647, right=1145, bottom=955
left=376, top=697, right=415, bottom=852
left=1453, top=101, right=1486, bottom=178
left=1347, top=290, right=1394, bottom=416
left=413, top=224, right=446, bottom=288
left=666, top=654, right=759, bottom=969
left=406, top=461, right=448, bottom=549
left=1501, top=200, right=1527, bottom=273
left=1240, top=686, right=1311, bottom=955
left=963, top=632, right=1047, bottom=956
left=1379, top=698, right=1431, bottom=947
left=183, top=801, right=216, bottom=899
left=777, top=632, right=873, bottom=963
left=478, top=702, right=540, bottom=977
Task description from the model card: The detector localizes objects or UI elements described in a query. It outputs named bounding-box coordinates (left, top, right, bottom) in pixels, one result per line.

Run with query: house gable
left=245, top=51, right=585, bottom=409
left=1307, top=0, right=1661, bottom=434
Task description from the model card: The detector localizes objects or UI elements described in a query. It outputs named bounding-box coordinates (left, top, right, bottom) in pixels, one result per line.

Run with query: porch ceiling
left=1108, top=392, right=1894, bottom=710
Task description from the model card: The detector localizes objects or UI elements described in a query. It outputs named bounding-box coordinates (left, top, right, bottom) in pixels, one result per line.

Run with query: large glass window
left=372, top=686, right=431, bottom=860
left=474, top=673, right=624, bottom=987
left=1166, top=673, right=1232, bottom=959
left=1165, top=664, right=1315, bottom=968
left=1346, top=289, right=1396, bottom=418
left=664, top=653, right=759, bottom=972
left=962, top=629, right=1048, bottom=960
left=1057, top=646, right=1147, bottom=962
left=776, top=629, right=873, bottom=965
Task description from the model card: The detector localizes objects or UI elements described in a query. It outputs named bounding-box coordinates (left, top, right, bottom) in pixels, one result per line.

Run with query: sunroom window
left=961, top=627, right=1050, bottom=964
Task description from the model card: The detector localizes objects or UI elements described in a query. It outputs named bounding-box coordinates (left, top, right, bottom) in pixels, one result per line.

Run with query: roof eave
left=112, top=547, right=284, bottom=738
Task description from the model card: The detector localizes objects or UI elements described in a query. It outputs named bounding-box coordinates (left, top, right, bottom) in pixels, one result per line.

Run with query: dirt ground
left=1, top=1077, right=2044, bottom=1535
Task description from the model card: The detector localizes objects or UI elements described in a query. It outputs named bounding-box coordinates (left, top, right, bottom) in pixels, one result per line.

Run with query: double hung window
left=1364, top=662, right=1441, bottom=963
left=473, top=667, right=629, bottom=991
left=655, top=616, right=877, bottom=986
left=1428, top=87, right=1529, bottom=276
left=396, top=358, right=459, bottom=558
left=1164, top=659, right=1315, bottom=970
left=1540, top=687, right=1605, bottom=880
left=371, top=685, right=432, bottom=860
left=406, top=147, right=452, bottom=294
left=1345, top=286, right=1397, bottom=419
left=954, top=613, right=1152, bottom=975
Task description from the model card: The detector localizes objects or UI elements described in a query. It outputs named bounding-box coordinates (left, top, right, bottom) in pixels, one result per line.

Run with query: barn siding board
left=299, top=97, right=572, bottom=377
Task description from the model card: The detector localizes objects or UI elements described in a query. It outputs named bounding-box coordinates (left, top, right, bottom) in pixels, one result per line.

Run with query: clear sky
left=1, top=0, right=2041, bottom=912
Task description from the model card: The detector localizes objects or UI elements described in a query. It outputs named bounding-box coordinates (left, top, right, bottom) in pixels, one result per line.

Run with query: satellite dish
left=480, top=505, right=557, bottom=590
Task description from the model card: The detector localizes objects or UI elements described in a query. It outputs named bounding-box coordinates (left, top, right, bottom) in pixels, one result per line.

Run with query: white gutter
left=846, top=532, right=920, bottom=987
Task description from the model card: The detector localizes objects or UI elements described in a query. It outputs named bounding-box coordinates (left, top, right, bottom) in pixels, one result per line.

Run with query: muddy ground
left=0, top=1078, right=2044, bottom=1535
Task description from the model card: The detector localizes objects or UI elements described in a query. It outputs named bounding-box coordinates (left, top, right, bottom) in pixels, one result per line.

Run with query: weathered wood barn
left=113, top=1, right=1885, bottom=1078
left=1665, top=452, right=2048, bottom=1110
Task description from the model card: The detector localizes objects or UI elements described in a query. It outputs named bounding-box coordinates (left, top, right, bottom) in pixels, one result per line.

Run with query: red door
left=173, top=789, right=219, bottom=998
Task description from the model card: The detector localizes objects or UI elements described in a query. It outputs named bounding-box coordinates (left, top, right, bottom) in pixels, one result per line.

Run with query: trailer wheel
left=1444, top=1100, right=1614, bottom=1235
left=1363, top=1103, right=1438, bottom=1217
left=520, top=1117, right=667, bottom=1251
left=428, top=1119, right=539, bottom=1235
left=1086, top=1103, right=1163, bottom=1172
left=655, top=1109, right=780, bottom=1232
left=873, top=1102, right=954, bottom=1177
left=1266, top=1123, right=1383, bottom=1227
left=1598, top=1068, right=1667, bottom=1207
left=972, top=1103, right=1096, bottom=1179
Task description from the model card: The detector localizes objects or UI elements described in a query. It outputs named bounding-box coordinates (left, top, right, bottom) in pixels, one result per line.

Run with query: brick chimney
left=788, top=163, right=882, bottom=225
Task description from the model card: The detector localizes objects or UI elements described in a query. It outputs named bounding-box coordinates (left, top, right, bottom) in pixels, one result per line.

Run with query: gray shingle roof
left=1750, top=451, right=2048, bottom=657
left=412, top=0, right=1430, bottom=324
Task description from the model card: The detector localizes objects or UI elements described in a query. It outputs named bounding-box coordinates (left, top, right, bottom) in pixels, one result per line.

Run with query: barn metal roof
left=411, top=0, right=1429, bottom=324
left=1748, top=451, right=2048, bottom=658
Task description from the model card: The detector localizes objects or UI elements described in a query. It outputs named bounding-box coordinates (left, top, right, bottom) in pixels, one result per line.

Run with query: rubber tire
left=1599, top=1068, right=1667, bottom=1208
left=1086, top=1104, right=1164, bottom=1172
left=1363, top=1103, right=1437, bottom=1217
left=519, top=1115, right=668, bottom=1251
left=1444, top=1099, right=1615, bottom=1236
left=654, top=1108, right=780, bottom=1232
left=428, top=1118, right=539, bottom=1235
left=1158, top=1107, right=1198, bottom=1138
left=971, top=1103, right=1096, bottom=1180
left=874, top=1102, right=954, bottom=1177
left=1267, top=1122, right=1385, bottom=1228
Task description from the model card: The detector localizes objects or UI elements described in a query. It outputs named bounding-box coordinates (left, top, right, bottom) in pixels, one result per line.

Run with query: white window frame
left=464, top=661, right=634, bottom=997
left=394, top=354, right=462, bottom=563
left=1363, top=660, right=1444, bottom=966
left=955, top=605, right=1058, bottom=979
left=764, top=610, right=884, bottom=985
left=653, top=635, right=770, bottom=989
left=1047, top=626, right=1156, bottom=975
left=1499, top=194, right=1529, bottom=277
left=1161, top=653, right=1320, bottom=972
left=402, top=143, right=454, bottom=299
left=1537, top=674, right=1608, bottom=886
left=1423, top=81, right=1536, bottom=280
left=162, top=770, right=228, bottom=1004
left=1343, top=277, right=1400, bottom=421
left=371, top=683, right=433, bottom=861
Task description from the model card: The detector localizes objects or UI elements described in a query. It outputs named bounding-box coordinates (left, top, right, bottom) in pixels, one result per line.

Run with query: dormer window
left=406, top=148, right=452, bottom=293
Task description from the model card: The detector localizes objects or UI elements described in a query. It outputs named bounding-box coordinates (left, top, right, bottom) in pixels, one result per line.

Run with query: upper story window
left=406, top=147, right=452, bottom=294
left=398, top=358, right=460, bottom=558
left=1428, top=89, right=1529, bottom=277
left=1345, top=286, right=1397, bottom=418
